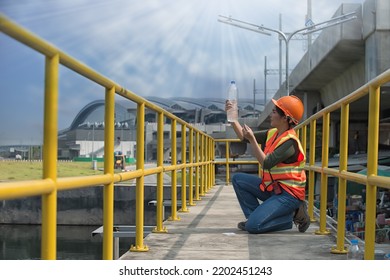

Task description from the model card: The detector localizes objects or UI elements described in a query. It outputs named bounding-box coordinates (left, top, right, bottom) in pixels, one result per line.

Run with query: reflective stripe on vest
left=260, top=128, right=306, bottom=200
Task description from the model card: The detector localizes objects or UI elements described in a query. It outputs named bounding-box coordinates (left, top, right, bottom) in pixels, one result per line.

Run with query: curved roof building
left=61, top=97, right=265, bottom=133
left=57, top=97, right=264, bottom=160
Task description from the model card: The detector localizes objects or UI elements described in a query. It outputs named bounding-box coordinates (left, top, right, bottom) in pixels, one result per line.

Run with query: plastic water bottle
left=347, top=239, right=363, bottom=260
left=226, top=80, right=238, bottom=122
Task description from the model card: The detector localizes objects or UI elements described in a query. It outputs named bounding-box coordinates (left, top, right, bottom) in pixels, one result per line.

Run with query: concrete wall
left=364, top=0, right=390, bottom=81
left=0, top=185, right=179, bottom=226
left=321, top=59, right=365, bottom=106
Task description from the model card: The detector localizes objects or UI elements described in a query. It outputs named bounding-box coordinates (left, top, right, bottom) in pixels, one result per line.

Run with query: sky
left=0, top=0, right=363, bottom=145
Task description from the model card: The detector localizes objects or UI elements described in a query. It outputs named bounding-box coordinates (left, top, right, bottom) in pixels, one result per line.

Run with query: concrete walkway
left=120, top=184, right=347, bottom=260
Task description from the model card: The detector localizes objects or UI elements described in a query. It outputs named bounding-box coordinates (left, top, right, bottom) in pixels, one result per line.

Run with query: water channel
left=0, top=224, right=136, bottom=260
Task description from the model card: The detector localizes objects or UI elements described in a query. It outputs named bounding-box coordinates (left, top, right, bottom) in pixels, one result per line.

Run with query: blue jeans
left=232, top=172, right=301, bottom=234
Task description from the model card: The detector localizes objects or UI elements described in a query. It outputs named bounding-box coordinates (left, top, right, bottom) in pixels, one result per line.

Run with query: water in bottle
left=347, top=239, right=363, bottom=260
left=226, top=80, right=238, bottom=122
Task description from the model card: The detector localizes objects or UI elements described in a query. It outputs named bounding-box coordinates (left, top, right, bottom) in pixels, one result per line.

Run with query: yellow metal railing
left=296, top=68, right=390, bottom=260
left=0, top=15, right=214, bottom=260
left=2, top=14, right=390, bottom=261
left=214, top=139, right=260, bottom=184
left=214, top=68, right=390, bottom=260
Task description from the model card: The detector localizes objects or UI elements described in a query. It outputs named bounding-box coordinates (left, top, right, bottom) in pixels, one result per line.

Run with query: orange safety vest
left=260, top=128, right=306, bottom=200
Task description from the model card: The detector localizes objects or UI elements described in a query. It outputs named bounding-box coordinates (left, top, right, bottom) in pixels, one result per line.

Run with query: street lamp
left=218, top=12, right=357, bottom=95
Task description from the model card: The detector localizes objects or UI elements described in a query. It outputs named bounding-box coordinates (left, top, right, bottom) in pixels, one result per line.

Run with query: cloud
left=0, top=0, right=363, bottom=144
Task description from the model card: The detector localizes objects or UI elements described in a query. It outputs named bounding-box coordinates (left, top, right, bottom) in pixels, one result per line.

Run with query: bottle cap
left=230, top=80, right=235, bottom=84
left=351, top=239, right=358, bottom=245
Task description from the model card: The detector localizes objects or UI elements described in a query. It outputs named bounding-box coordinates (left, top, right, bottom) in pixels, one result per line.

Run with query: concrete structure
left=258, top=0, right=390, bottom=153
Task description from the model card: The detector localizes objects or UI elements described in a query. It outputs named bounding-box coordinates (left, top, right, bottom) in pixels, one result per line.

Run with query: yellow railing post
left=316, top=112, right=331, bottom=235
left=332, top=104, right=349, bottom=254
left=103, top=86, right=115, bottom=259
left=41, top=54, right=59, bottom=260
left=153, top=111, right=168, bottom=233
left=199, top=135, right=203, bottom=195
left=200, top=134, right=206, bottom=196
left=188, top=128, right=196, bottom=206
left=308, top=120, right=316, bottom=222
left=195, top=131, right=201, bottom=201
left=204, top=136, right=207, bottom=193
left=365, top=85, right=380, bottom=260
left=208, top=137, right=213, bottom=190
left=301, top=126, right=307, bottom=157
left=299, top=125, right=308, bottom=200
left=212, top=139, right=216, bottom=186
left=199, top=134, right=203, bottom=195
left=205, top=136, right=210, bottom=191
left=226, top=140, right=230, bottom=184
left=130, top=102, right=149, bottom=252
left=180, top=124, right=189, bottom=212
left=169, top=119, right=180, bottom=221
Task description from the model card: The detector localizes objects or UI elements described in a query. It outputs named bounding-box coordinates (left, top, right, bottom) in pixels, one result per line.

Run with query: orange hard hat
left=272, top=95, right=304, bottom=124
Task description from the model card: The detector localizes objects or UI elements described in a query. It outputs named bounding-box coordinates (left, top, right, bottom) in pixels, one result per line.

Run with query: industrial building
left=56, top=97, right=263, bottom=161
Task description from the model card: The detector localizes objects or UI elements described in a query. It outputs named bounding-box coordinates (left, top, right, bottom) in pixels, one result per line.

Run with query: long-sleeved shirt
left=243, top=129, right=300, bottom=170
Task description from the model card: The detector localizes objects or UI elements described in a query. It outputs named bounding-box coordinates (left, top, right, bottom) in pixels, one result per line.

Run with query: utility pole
left=253, top=79, right=256, bottom=117
left=264, top=56, right=267, bottom=105
left=306, top=0, right=313, bottom=54
left=279, top=14, right=283, bottom=87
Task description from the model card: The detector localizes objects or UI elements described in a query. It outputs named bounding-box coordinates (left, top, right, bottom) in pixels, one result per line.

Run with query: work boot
left=293, top=201, right=310, bottom=233
left=237, top=221, right=247, bottom=231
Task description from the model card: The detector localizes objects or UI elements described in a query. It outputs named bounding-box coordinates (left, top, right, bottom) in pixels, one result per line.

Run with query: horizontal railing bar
left=214, top=161, right=258, bottom=165
left=322, top=167, right=340, bottom=177
left=339, top=170, right=368, bottom=185
left=57, top=174, right=113, bottom=191
left=304, top=165, right=390, bottom=189
left=0, top=179, right=55, bottom=200
left=0, top=15, right=58, bottom=57
left=143, top=166, right=164, bottom=176
left=214, top=138, right=242, bottom=142
left=304, top=165, right=323, bottom=173
left=163, top=165, right=184, bottom=172
left=60, top=52, right=116, bottom=89
left=0, top=15, right=116, bottom=89
left=118, top=169, right=144, bottom=181
left=367, top=174, right=390, bottom=190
